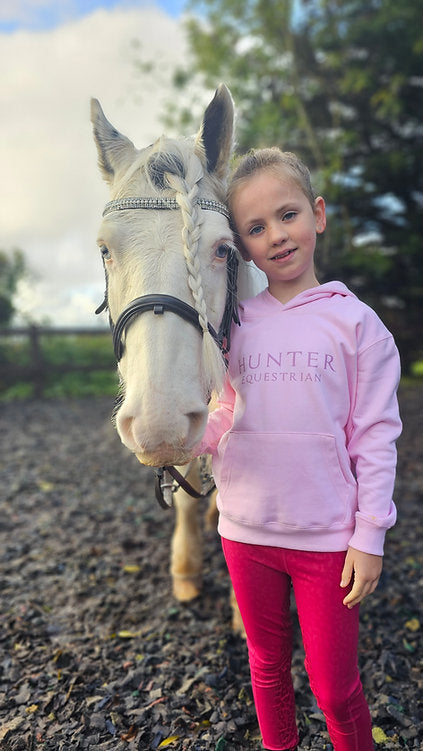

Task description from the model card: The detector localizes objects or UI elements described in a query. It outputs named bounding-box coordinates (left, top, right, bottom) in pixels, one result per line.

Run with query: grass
left=411, top=360, right=423, bottom=378
left=0, top=332, right=119, bottom=401
left=1, top=332, right=422, bottom=402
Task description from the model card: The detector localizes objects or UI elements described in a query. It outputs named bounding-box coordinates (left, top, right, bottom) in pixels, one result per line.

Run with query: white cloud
left=0, top=5, right=193, bottom=326
left=0, top=0, right=51, bottom=24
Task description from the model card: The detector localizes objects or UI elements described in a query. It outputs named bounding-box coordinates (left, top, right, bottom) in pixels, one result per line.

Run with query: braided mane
left=113, top=140, right=228, bottom=394
left=163, top=150, right=227, bottom=393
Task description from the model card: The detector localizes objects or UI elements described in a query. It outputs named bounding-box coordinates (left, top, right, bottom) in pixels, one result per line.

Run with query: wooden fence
left=0, top=325, right=113, bottom=398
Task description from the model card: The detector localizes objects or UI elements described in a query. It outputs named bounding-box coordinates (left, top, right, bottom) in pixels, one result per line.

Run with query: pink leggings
left=222, top=539, right=373, bottom=751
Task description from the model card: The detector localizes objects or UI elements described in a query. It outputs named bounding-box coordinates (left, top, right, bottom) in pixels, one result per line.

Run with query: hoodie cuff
left=348, top=506, right=397, bottom=556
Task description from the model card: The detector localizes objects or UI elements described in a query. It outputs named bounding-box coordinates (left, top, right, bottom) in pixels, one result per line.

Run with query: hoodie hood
left=240, top=281, right=357, bottom=319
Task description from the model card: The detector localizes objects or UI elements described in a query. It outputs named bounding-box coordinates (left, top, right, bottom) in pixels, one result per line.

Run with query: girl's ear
left=314, top=196, right=326, bottom=234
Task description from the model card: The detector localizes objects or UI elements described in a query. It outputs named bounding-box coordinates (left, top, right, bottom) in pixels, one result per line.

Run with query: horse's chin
left=135, top=449, right=193, bottom=468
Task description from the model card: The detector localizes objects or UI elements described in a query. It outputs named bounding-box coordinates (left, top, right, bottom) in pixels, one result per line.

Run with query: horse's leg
left=204, top=487, right=245, bottom=636
left=230, top=586, right=245, bottom=635
left=170, top=461, right=203, bottom=602
left=205, top=487, right=219, bottom=531
left=170, top=460, right=245, bottom=635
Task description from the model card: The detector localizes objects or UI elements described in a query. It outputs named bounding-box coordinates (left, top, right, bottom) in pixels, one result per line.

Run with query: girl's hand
left=340, top=547, right=383, bottom=609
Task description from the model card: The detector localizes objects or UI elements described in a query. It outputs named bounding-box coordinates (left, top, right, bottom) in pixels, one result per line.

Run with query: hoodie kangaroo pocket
left=217, top=431, right=356, bottom=529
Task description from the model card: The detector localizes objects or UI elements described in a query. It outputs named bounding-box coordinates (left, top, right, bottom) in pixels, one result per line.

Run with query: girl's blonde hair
left=227, top=147, right=316, bottom=219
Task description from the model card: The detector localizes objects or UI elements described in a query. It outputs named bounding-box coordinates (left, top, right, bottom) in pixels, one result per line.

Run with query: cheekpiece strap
left=102, top=196, right=230, bottom=220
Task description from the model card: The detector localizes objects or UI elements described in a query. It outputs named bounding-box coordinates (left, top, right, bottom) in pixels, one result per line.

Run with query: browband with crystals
left=102, top=196, right=230, bottom=220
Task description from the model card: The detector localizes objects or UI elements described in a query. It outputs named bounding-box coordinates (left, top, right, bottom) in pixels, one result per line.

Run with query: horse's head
left=91, top=85, right=236, bottom=466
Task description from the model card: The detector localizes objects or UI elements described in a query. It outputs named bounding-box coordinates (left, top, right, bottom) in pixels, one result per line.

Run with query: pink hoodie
left=197, top=282, right=402, bottom=556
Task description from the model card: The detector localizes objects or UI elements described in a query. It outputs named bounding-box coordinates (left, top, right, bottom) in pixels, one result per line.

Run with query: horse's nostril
left=117, top=413, right=136, bottom=449
left=116, top=402, right=207, bottom=457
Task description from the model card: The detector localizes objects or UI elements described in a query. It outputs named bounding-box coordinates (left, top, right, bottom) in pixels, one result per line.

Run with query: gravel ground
left=0, top=385, right=422, bottom=750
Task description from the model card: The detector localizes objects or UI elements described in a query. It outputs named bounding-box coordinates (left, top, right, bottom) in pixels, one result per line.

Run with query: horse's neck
left=237, top=259, right=267, bottom=302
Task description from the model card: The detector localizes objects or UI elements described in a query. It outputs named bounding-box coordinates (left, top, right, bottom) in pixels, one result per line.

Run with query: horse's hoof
left=172, top=576, right=202, bottom=602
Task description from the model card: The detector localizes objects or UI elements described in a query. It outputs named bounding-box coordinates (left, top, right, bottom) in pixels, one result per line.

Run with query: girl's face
left=231, top=169, right=326, bottom=303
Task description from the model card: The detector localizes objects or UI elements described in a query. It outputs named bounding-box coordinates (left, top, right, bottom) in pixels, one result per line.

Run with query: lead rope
left=154, top=462, right=216, bottom=509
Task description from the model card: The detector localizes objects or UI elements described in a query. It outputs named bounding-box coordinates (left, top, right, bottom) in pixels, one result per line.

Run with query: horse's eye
left=215, top=243, right=231, bottom=260
left=100, top=244, right=111, bottom=261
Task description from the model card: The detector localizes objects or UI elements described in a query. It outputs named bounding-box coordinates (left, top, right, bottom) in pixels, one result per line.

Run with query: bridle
left=96, top=195, right=239, bottom=508
left=154, top=462, right=216, bottom=510
left=96, top=196, right=239, bottom=360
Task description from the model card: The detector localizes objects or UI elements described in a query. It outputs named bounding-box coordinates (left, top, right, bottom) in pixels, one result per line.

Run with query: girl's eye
left=215, top=243, right=231, bottom=260
left=249, top=225, right=263, bottom=236
left=283, top=211, right=297, bottom=221
left=100, top=244, right=112, bottom=261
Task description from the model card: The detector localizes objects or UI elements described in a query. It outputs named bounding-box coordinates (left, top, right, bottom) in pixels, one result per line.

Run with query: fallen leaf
left=177, top=666, right=209, bottom=694
left=0, top=716, right=26, bottom=741
left=145, top=696, right=166, bottom=710
left=117, top=630, right=142, bottom=639
left=121, top=725, right=138, bottom=741
left=405, top=617, right=420, bottom=631
left=25, top=704, right=38, bottom=714
left=123, top=564, right=141, bottom=573
left=86, top=695, right=105, bottom=707
left=37, top=479, right=54, bottom=492
left=372, top=726, right=389, bottom=743
left=402, top=638, right=416, bottom=653
left=158, top=736, right=180, bottom=748
left=64, top=676, right=77, bottom=703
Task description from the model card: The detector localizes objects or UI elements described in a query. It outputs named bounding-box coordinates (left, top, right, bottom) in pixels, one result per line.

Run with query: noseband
left=111, top=292, right=230, bottom=362
left=96, top=195, right=240, bottom=361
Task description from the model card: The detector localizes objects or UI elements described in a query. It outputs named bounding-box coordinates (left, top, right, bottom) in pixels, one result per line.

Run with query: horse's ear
left=196, top=84, right=234, bottom=181
left=90, top=98, right=137, bottom=185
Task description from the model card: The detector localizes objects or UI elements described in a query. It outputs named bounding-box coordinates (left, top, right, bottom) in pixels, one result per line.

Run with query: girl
left=194, top=148, right=402, bottom=750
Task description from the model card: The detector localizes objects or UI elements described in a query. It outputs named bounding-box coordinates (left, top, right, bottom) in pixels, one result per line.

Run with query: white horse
left=91, top=85, right=264, bottom=629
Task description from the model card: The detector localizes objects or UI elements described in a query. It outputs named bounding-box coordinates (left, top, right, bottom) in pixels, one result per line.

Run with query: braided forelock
left=165, top=153, right=226, bottom=394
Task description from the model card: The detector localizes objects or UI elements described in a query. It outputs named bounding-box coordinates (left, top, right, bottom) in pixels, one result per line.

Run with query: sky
left=0, top=0, right=207, bottom=327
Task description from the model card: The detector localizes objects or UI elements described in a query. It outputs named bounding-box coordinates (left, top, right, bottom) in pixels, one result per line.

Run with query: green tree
left=165, top=0, right=423, bottom=373
left=0, top=249, right=26, bottom=326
